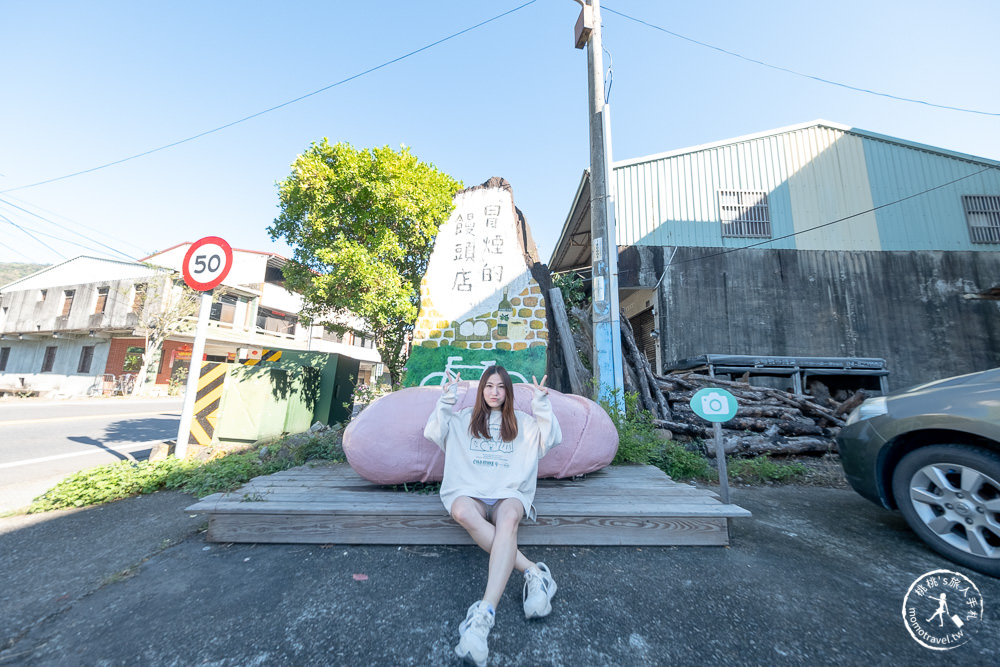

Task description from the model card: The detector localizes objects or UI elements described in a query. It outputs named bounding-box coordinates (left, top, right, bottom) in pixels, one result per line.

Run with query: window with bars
left=963, top=195, right=1000, bottom=244
left=719, top=190, right=771, bottom=238
left=41, top=346, right=57, bottom=372
left=77, top=346, right=95, bottom=373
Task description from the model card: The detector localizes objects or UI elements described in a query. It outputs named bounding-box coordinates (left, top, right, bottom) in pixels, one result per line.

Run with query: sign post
left=689, top=387, right=739, bottom=504
left=175, top=237, right=233, bottom=458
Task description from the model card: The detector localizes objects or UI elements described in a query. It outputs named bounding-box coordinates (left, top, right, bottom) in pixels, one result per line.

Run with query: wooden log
left=834, top=389, right=868, bottom=416
left=569, top=305, right=594, bottom=373
left=652, top=418, right=712, bottom=438
left=708, top=434, right=837, bottom=458
left=620, top=314, right=666, bottom=419
left=547, top=287, right=588, bottom=396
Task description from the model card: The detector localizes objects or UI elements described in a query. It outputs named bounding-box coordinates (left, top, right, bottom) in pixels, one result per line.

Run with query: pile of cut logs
left=552, top=290, right=865, bottom=457
left=652, top=372, right=863, bottom=457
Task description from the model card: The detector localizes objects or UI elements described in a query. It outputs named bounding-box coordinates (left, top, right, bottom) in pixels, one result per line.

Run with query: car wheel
left=891, top=444, right=1000, bottom=578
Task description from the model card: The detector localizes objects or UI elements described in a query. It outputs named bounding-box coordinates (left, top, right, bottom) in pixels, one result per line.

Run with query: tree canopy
left=269, top=140, right=462, bottom=384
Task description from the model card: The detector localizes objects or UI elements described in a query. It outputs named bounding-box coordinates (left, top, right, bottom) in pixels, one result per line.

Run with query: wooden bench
left=186, top=463, right=751, bottom=547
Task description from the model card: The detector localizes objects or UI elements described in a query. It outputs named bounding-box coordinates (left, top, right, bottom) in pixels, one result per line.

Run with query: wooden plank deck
left=186, top=463, right=751, bottom=547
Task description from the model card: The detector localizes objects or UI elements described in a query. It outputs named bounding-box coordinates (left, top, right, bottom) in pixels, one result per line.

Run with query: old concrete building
left=0, top=247, right=383, bottom=397
left=550, top=120, right=1000, bottom=390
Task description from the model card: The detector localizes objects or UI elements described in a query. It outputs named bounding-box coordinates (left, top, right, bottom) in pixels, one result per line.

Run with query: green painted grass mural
left=403, top=345, right=547, bottom=388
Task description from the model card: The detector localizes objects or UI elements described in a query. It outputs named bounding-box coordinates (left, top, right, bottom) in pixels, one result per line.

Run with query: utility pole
left=573, top=0, right=624, bottom=407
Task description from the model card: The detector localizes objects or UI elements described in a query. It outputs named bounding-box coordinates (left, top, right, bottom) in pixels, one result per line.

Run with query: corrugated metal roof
left=0, top=256, right=171, bottom=291
left=550, top=119, right=1000, bottom=270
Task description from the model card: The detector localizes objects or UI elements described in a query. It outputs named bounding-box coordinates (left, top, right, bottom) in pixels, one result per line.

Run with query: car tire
left=892, top=444, right=1000, bottom=578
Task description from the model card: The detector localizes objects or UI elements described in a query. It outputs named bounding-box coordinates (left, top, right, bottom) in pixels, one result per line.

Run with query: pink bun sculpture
left=342, top=383, right=619, bottom=485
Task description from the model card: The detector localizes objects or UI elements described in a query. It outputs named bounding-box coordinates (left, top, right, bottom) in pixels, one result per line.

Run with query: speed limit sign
left=182, top=236, right=233, bottom=291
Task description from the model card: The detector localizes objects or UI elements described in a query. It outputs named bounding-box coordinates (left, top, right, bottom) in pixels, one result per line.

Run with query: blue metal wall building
left=551, top=120, right=1000, bottom=390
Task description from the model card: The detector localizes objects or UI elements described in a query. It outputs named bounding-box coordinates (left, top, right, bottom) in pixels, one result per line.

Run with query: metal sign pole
left=713, top=421, right=731, bottom=504
left=175, top=290, right=213, bottom=458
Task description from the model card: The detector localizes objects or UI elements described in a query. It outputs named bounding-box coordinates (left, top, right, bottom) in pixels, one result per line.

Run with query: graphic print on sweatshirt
left=469, top=422, right=514, bottom=470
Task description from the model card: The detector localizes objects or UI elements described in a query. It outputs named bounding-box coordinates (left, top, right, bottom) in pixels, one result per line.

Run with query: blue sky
left=2, top=0, right=998, bottom=267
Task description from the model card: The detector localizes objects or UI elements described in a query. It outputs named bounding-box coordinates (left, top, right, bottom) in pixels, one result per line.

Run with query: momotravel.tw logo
left=901, top=569, right=984, bottom=650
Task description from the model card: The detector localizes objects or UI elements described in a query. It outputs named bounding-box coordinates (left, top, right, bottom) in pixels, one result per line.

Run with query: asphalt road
left=0, top=396, right=182, bottom=513
left=1, top=483, right=998, bottom=665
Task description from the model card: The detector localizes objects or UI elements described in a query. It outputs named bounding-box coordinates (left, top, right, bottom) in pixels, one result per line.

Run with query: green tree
left=269, top=140, right=462, bottom=385
left=131, top=276, right=200, bottom=396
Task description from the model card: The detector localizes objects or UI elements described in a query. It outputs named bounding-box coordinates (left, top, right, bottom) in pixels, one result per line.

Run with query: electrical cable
left=0, top=197, right=139, bottom=261
left=670, top=164, right=998, bottom=265
left=602, top=5, right=1000, bottom=117
left=0, top=211, right=66, bottom=260
left=0, top=0, right=539, bottom=194
left=1, top=193, right=151, bottom=257
left=0, top=237, right=34, bottom=263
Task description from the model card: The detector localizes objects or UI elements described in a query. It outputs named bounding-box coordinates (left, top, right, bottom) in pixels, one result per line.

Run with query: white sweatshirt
left=423, top=383, right=562, bottom=521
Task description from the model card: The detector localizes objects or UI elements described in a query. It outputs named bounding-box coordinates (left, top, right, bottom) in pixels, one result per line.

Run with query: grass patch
left=728, top=455, right=808, bottom=484
left=28, top=430, right=346, bottom=514
left=599, top=388, right=660, bottom=465
left=651, top=441, right=715, bottom=481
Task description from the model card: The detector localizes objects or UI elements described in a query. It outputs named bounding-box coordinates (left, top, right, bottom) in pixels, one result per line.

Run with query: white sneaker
left=455, top=600, right=494, bottom=667
left=522, top=563, right=557, bottom=619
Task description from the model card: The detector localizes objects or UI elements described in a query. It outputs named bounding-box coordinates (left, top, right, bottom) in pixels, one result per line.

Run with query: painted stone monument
left=343, top=178, right=619, bottom=484
left=404, top=177, right=548, bottom=387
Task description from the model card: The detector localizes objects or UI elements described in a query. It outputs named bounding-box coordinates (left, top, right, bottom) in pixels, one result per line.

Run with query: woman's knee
left=493, top=500, right=523, bottom=532
left=450, top=497, right=483, bottom=526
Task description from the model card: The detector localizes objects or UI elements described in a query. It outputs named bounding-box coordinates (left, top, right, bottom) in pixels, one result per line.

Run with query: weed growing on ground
left=598, top=387, right=660, bottom=465
left=727, top=455, right=808, bottom=483
left=28, top=429, right=347, bottom=513
left=651, top=441, right=714, bottom=480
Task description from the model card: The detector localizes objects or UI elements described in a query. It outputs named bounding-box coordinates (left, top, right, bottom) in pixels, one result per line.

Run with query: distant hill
left=0, top=262, right=49, bottom=288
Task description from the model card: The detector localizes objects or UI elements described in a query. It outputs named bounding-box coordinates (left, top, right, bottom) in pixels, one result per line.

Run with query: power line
left=602, top=5, right=1000, bottom=117
left=0, top=197, right=139, bottom=261
left=0, top=0, right=539, bottom=194
left=0, top=210, right=66, bottom=260
left=672, top=165, right=997, bottom=265
left=1, top=193, right=150, bottom=257
left=0, top=237, right=34, bottom=263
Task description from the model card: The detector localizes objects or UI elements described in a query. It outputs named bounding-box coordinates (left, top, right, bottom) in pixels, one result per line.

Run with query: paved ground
left=1, top=484, right=998, bottom=666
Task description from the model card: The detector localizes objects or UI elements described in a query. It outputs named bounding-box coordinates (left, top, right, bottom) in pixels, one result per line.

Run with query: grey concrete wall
left=0, top=338, right=112, bottom=396
left=617, top=246, right=1000, bottom=391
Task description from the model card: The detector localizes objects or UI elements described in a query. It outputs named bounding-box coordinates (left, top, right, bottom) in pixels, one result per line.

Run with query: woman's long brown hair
left=469, top=365, right=518, bottom=442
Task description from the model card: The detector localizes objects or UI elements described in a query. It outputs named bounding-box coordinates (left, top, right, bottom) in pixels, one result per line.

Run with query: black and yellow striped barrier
left=243, top=349, right=283, bottom=366
left=188, top=362, right=227, bottom=446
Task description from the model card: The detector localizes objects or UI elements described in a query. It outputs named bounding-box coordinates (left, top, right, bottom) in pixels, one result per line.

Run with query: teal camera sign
left=689, top=387, right=738, bottom=423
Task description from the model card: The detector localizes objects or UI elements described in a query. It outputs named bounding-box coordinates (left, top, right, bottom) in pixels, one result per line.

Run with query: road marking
left=0, top=411, right=178, bottom=426
left=0, top=441, right=162, bottom=470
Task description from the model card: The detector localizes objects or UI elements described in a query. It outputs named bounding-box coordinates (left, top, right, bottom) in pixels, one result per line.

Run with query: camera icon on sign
left=700, top=392, right=729, bottom=415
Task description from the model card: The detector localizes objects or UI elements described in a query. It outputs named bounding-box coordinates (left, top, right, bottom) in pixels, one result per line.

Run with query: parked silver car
left=837, top=368, right=1000, bottom=577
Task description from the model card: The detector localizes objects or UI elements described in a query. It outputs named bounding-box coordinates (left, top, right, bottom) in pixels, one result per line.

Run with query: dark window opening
left=264, top=265, right=287, bottom=286
left=0, top=347, right=9, bottom=371
left=41, top=346, right=57, bottom=372
left=78, top=346, right=95, bottom=373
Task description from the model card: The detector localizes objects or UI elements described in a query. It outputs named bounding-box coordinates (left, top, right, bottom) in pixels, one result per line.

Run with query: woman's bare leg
left=450, top=497, right=535, bottom=589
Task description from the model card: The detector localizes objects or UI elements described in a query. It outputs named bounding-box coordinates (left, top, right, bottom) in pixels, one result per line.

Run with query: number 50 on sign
left=182, top=236, right=234, bottom=291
